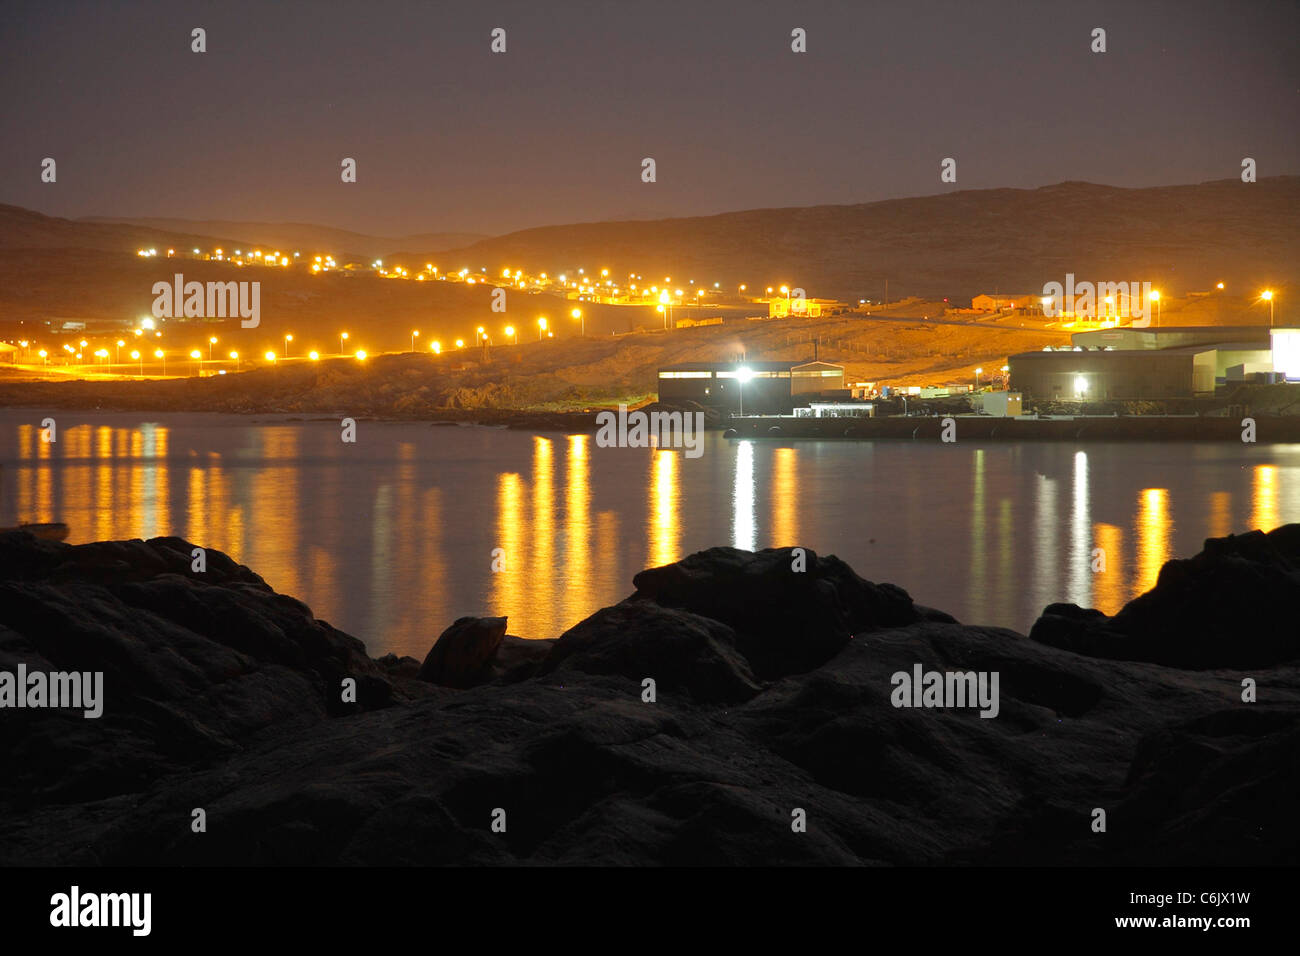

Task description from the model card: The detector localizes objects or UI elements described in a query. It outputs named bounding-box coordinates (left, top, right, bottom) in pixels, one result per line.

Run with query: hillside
left=0, top=311, right=1069, bottom=414
left=417, top=178, right=1300, bottom=302
left=79, top=216, right=488, bottom=260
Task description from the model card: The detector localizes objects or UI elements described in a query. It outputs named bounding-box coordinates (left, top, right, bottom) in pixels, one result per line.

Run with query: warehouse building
left=1011, top=328, right=1286, bottom=400
left=1009, top=349, right=1193, bottom=401
left=1070, top=326, right=1272, bottom=351
left=657, top=360, right=845, bottom=414
left=971, top=294, right=1042, bottom=313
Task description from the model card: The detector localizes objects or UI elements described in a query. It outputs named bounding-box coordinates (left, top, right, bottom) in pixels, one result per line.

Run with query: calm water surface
left=2, top=411, right=1296, bottom=658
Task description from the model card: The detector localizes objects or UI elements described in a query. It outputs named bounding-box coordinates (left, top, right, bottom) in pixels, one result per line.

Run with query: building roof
left=1073, top=325, right=1272, bottom=337
left=1163, top=342, right=1272, bottom=354
left=1008, top=348, right=1191, bottom=360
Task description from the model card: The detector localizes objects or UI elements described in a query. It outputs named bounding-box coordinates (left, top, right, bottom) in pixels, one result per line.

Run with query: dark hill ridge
left=78, top=215, right=489, bottom=261
left=5, top=176, right=1297, bottom=304
left=0, top=526, right=1296, bottom=865
left=426, top=177, right=1300, bottom=300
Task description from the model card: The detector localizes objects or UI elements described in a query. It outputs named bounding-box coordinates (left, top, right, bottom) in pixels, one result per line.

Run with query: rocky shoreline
left=1, top=527, right=1296, bottom=865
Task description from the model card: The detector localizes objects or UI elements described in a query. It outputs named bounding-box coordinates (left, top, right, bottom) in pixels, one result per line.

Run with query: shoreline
left=1, top=526, right=1296, bottom=865
left=4, top=401, right=1299, bottom=442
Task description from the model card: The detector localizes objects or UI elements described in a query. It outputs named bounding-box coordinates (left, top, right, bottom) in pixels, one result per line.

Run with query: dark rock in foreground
left=418, top=616, right=509, bottom=688
left=0, top=529, right=1296, bottom=866
left=1030, top=525, right=1300, bottom=669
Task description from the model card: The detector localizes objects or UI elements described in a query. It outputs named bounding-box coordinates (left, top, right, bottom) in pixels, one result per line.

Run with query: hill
left=78, top=216, right=488, bottom=260
left=418, top=178, right=1300, bottom=302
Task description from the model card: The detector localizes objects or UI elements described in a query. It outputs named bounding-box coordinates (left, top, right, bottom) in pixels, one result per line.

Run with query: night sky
left=2, top=0, right=1296, bottom=236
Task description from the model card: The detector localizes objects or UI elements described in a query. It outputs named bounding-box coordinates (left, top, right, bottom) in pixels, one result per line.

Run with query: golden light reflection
left=564, top=435, right=593, bottom=628
left=771, top=447, right=798, bottom=547
left=1093, top=522, right=1124, bottom=615
left=1251, top=465, right=1278, bottom=532
left=532, top=438, right=555, bottom=632
left=1209, top=490, right=1232, bottom=540
left=188, top=467, right=208, bottom=546
left=95, top=458, right=114, bottom=541
left=648, top=449, right=679, bottom=568
left=491, top=472, right=528, bottom=633
left=1135, top=488, right=1169, bottom=597
left=597, top=510, right=619, bottom=587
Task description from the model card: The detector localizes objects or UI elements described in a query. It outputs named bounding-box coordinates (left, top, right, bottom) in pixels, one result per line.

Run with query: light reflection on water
left=2, top=412, right=1297, bottom=659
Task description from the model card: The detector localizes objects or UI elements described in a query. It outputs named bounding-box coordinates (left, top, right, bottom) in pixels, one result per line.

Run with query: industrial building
left=1070, top=326, right=1272, bottom=351
left=1009, top=350, right=1192, bottom=400
left=1009, top=326, right=1293, bottom=401
left=971, top=294, right=1042, bottom=313
left=657, top=360, right=845, bottom=414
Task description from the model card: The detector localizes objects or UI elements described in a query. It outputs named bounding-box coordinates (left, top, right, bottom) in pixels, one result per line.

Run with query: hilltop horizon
left=4, top=175, right=1297, bottom=304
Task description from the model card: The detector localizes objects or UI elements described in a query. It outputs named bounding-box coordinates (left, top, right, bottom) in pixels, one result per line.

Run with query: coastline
left=1, top=525, right=1296, bottom=865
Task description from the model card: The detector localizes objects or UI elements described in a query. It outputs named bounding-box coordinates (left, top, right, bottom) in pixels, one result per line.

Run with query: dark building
left=657, top=360, right=845, bottom=414
left=1070, top=326, right=1272, bottom=351
left=1008, top=349, right=1193, bottom=401
left=1019, top=326, right=1279, bottom=398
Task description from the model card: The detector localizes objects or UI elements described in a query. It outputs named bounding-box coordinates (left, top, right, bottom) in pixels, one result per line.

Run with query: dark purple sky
left=2, top=0, right=1296, bottom=237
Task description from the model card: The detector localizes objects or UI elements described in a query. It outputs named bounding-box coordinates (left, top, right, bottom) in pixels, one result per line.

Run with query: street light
left=504, top=326, right=516, bottom=344
left=975, top=367, right=983, bottom=390
left=284, top=334, right=293, bottom=358
left=537, top=317, right=547, bottom=340
left=39, top=349, right=48, bottom=366
left=229, top=350, right=240, bottom=371
left=1262, top=290, right=1274, bottom=326
left=265, top=351, right=276, bottom=363
left=455, top=338, right=465, bottom=349
left=131, top=349, right=141, bottom=374
left=431, top=340, right=441, bottom=354
left=309, top=350, right=320, bottom=361
left=411, top=330, right=419, bottom=351
left=116, top=339, right=125, bottom=363
left=339, top=331, right=349, bottom=354
left=1149, top=290, right=1161, bottom=327
left=154, top=348, right=166, bottom=374
left=572, top=308, right=583, bottom=336
left=208, top=335, right=218, bottom=360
